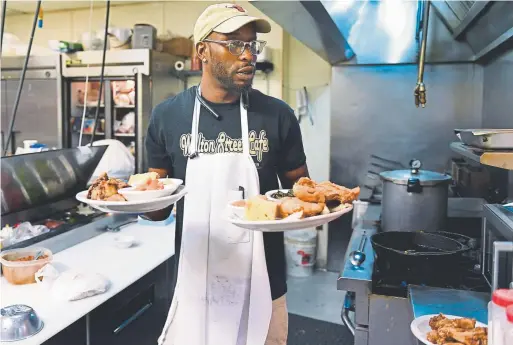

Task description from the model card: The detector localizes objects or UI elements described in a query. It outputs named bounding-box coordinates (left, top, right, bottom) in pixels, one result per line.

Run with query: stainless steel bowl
left=0, top=305, right=44, bottom=342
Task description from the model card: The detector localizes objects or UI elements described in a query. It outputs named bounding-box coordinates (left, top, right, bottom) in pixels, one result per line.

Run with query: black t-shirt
left=145, top=85, right=307, bottom=300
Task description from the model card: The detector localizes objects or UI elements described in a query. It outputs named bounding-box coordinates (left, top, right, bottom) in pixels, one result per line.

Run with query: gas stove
left=338, top=225, right=489, bottom=345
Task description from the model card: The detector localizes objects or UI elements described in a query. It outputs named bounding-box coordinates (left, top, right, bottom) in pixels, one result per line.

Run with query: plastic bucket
left=284, top=229, right=317, bottom=277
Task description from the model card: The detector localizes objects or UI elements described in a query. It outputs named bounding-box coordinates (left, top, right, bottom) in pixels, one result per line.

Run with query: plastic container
left=0, top=247, right=52, bottom=285
left=284, top=229, right=317, bottom=277
left=506, top=305, right=513, bottom=345
left=488, top=289, right=513, bottom=345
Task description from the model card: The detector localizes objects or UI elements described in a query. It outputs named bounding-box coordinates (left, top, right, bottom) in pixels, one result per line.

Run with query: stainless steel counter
left=408, top=285, right=489, bottom=324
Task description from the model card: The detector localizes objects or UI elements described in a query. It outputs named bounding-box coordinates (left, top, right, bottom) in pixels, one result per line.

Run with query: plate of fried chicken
left=76, top=172, right=187, bottom=213
left=226, top=177, right=360, bottom=231
left=411, top=313, right=487, bottom=345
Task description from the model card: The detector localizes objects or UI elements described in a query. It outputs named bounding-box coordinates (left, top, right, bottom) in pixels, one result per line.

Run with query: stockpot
left=379, top=159, right=452, bottom=232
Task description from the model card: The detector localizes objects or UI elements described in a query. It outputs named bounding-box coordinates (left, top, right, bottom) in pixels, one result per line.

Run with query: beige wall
left=283, top=32, right=331, bottom=181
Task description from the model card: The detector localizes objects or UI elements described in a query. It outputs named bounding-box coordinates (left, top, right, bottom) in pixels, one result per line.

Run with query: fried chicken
left=426, top=314, right=486, bottom=345
left=278, top=197, right=325, bottom=218
left=87, top=172, right=128, bottom=201
left=292, top=177, right=326, bottom=203
left=430, top=314, right=476, bottom=330
left=317, top=181, right=361, bottom=204
left=292, top=177, right=360, bottom=206
left=446, top=328, right=487, bottom=345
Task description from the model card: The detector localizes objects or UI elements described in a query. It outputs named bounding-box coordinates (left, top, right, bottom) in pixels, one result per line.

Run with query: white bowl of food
left=265, top=189, right=294, bottom=201
left=158, top=178, right=183, bottom=194
left=119, top=173, right=181, bottom=201
left=118, top=186, right=172, bottom=201
left=228, top=199, right=246, bottom=218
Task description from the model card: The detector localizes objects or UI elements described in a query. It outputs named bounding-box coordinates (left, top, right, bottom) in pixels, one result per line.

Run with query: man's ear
left=196, top=42, right=207, bottom=61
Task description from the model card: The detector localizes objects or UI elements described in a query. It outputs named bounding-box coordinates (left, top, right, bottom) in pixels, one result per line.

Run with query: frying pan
left=370, top=231, right=470, bottom=273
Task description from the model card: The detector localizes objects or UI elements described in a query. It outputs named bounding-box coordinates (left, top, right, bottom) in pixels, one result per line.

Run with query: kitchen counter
left=408, top=285, right=490, bottom=324
left=0, top=220, right=175, bottom=345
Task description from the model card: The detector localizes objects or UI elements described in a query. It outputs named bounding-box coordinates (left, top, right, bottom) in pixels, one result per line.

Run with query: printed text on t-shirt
left=179, top=130, right=269, bottom=162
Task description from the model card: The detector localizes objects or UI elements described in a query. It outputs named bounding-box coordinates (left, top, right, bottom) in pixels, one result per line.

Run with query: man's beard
left=211, top=60, right=253, bottom=93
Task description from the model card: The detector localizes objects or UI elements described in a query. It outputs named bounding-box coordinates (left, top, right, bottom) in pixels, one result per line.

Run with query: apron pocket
left=224, top=190, right=250, bottom=244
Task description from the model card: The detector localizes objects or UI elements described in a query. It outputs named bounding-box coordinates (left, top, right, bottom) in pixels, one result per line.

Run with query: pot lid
left=379, top=159, right=452, bottom=186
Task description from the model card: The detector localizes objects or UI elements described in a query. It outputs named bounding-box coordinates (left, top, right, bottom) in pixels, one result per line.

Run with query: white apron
left=158, top=88, right=272, bottom=345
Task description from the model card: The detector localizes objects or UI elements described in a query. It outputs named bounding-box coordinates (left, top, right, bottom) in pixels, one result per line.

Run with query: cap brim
left=214, top=15, right=271, bottom=35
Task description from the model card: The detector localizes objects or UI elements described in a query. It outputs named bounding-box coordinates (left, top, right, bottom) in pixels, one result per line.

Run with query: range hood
left=250, top=0, right=513, bottom=65
left=431, top=0, right=513, bottom=62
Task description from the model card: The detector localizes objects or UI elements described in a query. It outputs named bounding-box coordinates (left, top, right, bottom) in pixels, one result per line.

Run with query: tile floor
left=286, top=270, right=346, bottom=325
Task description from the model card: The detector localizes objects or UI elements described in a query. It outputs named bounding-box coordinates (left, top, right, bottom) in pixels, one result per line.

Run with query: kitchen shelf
left=450, top=142, right=513, bottom=170
left=115, top=133, right=135, bottom=137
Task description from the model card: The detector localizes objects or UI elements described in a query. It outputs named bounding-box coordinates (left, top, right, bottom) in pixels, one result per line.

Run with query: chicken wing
left=430, top=314, right=476, bottom=331
left=427, top=314, right=486, bottom=345
left=447, top=328, right=487, bottom=345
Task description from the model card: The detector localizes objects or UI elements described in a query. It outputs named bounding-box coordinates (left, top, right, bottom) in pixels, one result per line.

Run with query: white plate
left=225, top=204, right=353, bottom=232
left=76, top=186, right=188, bottom=214
left=264, top=189, right=294, bottom=201
left=410, top=314, right=487, bottom=345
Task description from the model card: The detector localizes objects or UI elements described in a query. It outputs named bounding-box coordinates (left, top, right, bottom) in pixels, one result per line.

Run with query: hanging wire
left=89, top=0, right=110, bottom=145
left=0, top=0, right=7, bottom=54
left=78, top=0, right=95, bottom=147
left=3, top=0, right=42, bottom=156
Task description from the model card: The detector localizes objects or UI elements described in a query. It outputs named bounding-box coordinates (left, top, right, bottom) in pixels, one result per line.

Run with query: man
left=143, top=4, right=308, bottom=345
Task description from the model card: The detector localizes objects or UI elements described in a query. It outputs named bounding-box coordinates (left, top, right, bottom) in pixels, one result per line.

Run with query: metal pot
left=379, top=159, right=452, bottom=232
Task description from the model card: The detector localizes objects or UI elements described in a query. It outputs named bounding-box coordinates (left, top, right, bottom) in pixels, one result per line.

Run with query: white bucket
left=284, top=229, right=317, bottom=277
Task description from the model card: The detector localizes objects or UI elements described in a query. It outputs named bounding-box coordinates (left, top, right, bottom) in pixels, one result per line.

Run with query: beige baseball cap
left=193, top=3, right=272, bottom=43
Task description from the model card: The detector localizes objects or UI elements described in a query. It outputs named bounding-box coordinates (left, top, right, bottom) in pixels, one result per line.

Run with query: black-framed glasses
left=202, top=39, right=267, bottom=56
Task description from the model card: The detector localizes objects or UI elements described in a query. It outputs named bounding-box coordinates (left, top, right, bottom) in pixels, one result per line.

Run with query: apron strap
left=240, top=96, right=249, bottom=156
left=191, top=85, right=250, bottom=157
left=190, top=87, right=201, bottom=157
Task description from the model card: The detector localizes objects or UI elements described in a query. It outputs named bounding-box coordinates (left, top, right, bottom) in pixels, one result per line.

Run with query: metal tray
left=454, top=129, right=513, bottom=149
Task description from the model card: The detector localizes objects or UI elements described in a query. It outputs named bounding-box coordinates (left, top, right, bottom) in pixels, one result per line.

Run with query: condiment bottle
left=489, top=289, right=513, bottom=345
left=506, top=305, right=513, bottom=345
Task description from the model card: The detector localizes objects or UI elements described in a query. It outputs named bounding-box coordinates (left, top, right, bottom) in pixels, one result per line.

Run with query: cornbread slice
left=244, top=195, right=279, bottom=221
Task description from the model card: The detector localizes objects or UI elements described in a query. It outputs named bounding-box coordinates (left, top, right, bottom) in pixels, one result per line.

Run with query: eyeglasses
left=202, top=39, right=267, bottom=56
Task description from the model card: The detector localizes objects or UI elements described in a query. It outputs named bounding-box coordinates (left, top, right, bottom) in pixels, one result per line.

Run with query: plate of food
left=410, top=313, right=487, bottom=345
left=225, top=177, right=359, bottom=231
left=76, top=172, right=187, bottom=213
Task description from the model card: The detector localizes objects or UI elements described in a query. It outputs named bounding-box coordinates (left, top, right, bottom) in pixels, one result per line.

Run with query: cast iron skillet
left=370, top=231, right=470, bottom=273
